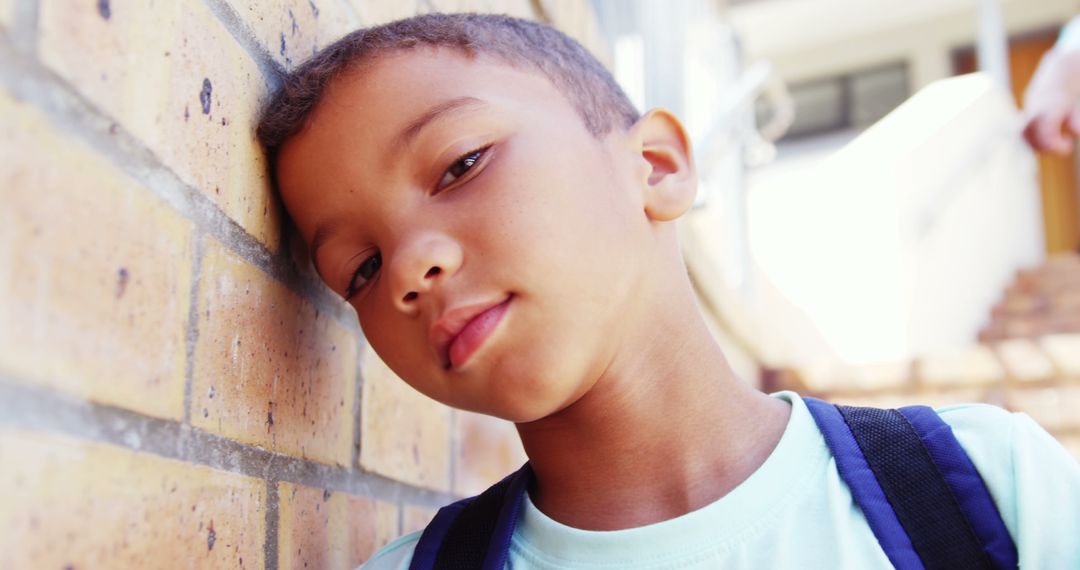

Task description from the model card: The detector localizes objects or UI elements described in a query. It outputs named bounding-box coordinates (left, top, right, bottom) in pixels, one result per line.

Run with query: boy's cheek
left=360, top=319, right=439, bottom=393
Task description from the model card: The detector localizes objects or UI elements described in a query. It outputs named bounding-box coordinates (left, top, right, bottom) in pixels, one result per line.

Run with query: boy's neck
left=515, top=281, right=791, bottom=531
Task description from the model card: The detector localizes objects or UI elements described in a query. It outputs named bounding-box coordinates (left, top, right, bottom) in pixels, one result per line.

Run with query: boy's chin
left=413, top=335, right=606, bottom=423
left=473, top=376, right=594, bottom=425
left=474, top=405, right=567, bottom=425
left=449, top=392, right=567, bottom=424
left=429, top=371, right=580, bottom=424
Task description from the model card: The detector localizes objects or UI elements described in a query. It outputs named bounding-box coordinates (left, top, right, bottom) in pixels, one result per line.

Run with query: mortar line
left=201, top=0, right=285, bottom=89
left=264, top=479, right=280, bottom=570
left=269, top=225, right=362, bottom=336
left=0, top=32, right=190, bottom=217
left=397, top=499, right=405, bottom=537
left=182, top=233, right=207, bottom=425
left=0, top=35, right=360, bottom=336
left=350, top=336, right=367, bottom=471
left=529, top=0, right=553, bottom=23
left=0, top=378, right=454, bottom=508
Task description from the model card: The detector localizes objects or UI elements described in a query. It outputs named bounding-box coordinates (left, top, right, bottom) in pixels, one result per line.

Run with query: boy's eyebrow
left=310, top=217, right=352, bottom=273
left=395, top=96, right=486, bottom=149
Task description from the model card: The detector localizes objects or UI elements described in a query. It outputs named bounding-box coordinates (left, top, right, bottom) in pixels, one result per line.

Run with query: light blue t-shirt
left=363, top=392, right=1080, bottom=569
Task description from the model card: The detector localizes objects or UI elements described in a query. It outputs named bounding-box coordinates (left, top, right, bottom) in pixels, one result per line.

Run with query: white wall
left=743, top=74, right=1043, bottom=364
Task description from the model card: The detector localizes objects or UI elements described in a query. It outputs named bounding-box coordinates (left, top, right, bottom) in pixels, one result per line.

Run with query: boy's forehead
left=275, top=47, right=594, bottom=240
left=319, top=48, right=554, bottom=127
left=283, top=47, right=588, bottom=172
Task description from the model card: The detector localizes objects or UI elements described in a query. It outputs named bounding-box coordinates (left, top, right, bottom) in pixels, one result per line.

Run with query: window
left=759, top=63, right=909, bottom=141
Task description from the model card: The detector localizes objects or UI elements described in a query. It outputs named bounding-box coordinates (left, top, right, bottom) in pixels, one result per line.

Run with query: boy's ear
left=630, top=108, right=697, bottom=222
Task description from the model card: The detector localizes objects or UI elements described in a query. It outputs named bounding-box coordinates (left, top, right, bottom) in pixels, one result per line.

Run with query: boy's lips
left=430, top=295, right=513, bottom=369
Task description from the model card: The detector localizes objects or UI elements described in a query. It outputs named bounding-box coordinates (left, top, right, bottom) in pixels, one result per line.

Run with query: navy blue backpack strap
left=805, top=397, right=925, bottom=569
left=897, top=406, right=1017, bottom=568
left=804, top=397, right=1017, bottom=570
left=410, top=463, right=531, bottom=570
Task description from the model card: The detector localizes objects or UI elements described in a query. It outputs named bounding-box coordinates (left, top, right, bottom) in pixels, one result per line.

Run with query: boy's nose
left=389, top=233, right=463, bottom=313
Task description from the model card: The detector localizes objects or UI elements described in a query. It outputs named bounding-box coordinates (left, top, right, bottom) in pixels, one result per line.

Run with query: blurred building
left=589, top=0, right=1080, bottom=457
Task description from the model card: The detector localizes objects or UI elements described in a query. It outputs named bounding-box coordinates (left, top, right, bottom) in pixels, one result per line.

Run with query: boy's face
left=277, top=49, right=663, bottom=422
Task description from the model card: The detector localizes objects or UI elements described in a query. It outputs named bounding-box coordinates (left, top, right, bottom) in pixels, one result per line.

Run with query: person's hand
left=1022, top=48, right=1080, bottom=155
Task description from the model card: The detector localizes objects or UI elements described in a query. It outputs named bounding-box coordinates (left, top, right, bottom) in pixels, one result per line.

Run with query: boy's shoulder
left=935, top=401, right=1080, bottom=566
left=932, top=401, right=1027, bottom=497
left=358, top=398, right=1080, bottom=569
left=933, top=402, right=1015, bottom=453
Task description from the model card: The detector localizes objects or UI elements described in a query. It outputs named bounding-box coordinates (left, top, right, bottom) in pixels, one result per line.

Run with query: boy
left=258, top=13, right=1080, bottom=569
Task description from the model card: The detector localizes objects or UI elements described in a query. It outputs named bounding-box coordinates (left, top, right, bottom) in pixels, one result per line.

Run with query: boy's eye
left=436, top=146, right=488, bottom=192
left=345, top=251, right=381, bottom=300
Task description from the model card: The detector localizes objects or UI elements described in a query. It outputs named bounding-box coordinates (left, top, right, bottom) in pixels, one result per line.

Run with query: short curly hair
left=256, top=12, right=640, bottom=164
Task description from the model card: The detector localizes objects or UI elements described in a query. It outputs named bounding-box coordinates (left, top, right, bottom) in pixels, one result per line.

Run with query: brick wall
left=0, top=1, right=608, bottom=567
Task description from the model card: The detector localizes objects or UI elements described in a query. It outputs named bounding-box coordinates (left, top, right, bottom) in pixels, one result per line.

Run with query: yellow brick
left=916, top=345, right=1005, bottom=387
left=1039, top=334, right=1080, bottom=379
left=0, top=431, right=265, bottom=569
left=278, top=482, right=391, bottom=569
left=220, top=0, right=353, bottom=70
left=359, top=345, right=452, bottom=492
left=0, top=90, right=191, bottom=419
left=454, top=410, right=526, bottom=496
left=993, top=339, right=1055, bottom=382
left=374, top=501, right=400, bottom=551
left=352, top=0, right=420, bottom=26
left=192, top=239, right=358, bottom=466
left=38, top=0, right=281, bottom=250
left=402, top=505, right=437, bottom=536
